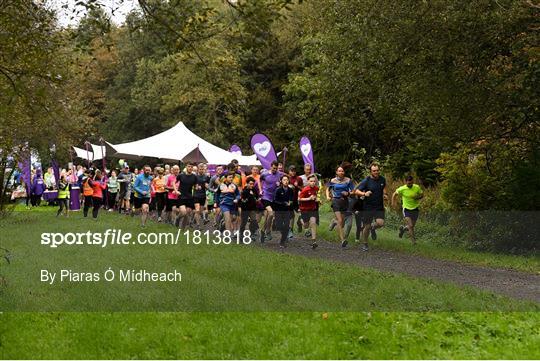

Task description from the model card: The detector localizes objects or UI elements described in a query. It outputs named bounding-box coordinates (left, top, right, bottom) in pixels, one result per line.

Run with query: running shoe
left=329, top=219, right=337, bottom=231
left=288, top=230, right=294, bottom=240
left=311, top=242, right=318, bottom=250
left=398, top=225, right=406, bottom=238
left=265, top=232, right=273, bottom=242
left=157, top=217, right=162, bottom=222
left=304, top=230, right=312, bottom=238
left=361, top=243, right=369, bottom=252
left=341, top=240, right=348, bottom=248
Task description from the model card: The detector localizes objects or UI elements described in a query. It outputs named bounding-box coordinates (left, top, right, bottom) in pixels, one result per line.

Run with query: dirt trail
left=256, top=235, right=540, bottom=303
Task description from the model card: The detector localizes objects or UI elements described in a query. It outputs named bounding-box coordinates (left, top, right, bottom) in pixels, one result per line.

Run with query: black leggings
left=57, top=198, right=68, bottom=216
left=155, top=192, right=166, bottom=217
left=92, top=196, right=102, bottom=218
left=30, top=194, right=41, bottom=207
left=275, top=210, right=292, bottom=245
left=344, top=211, right=364, bottom=239
left=83, top=196, right=93, bottom=217
left=108, top=191, right=117, bottom=209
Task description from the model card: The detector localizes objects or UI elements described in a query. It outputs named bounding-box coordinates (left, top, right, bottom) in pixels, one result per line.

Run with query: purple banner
left=229, top=144, right=242, bottom=155
left=299, top=136, right=315, bottom=173
left=17, top=152, right=32, bottom=192
left=51, top=159, right=60, bottom=187
left=250, top=133, right=278, bottom=170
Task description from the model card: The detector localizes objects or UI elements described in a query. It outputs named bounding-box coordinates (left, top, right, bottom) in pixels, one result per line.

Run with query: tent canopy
left=72, top=144, right=105, bottom=161
left=90, top=143, right=106, bottom=161
left=72, top=146, right=93, bottom=161
left=105, top=122, right=261, bottom=166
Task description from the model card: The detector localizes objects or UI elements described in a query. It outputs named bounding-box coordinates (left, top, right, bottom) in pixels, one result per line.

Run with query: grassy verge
left=315, top=203, right=540, bottom=274
left=1, top=208, right=535, bottom=312
left=1, top=312, right=539, bottom=359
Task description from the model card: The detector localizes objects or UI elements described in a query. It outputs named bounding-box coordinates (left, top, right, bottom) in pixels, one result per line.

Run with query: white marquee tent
left=105, top=122, right=261, bottom=166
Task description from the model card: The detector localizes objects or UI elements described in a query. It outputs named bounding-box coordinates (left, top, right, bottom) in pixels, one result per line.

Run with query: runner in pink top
left=165, top=165, right=180, bottom=224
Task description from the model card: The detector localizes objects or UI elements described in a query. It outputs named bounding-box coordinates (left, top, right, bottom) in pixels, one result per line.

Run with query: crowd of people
left=14, top=160, right=423, bottom=252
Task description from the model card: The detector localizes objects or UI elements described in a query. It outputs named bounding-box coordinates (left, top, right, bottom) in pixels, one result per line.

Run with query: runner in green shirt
left=392, top=175, right=423, bottom=245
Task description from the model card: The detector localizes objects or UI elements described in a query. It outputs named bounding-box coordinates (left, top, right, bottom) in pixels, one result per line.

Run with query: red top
left=91, top=180, right=107, bottom=199
left=298, top=186, right=318, bottom=211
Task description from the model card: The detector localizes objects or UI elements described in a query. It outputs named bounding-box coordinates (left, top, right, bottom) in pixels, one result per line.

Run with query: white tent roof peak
left=105, top=121, right=261, bottom=166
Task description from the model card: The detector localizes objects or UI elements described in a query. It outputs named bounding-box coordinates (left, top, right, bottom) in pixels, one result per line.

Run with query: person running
left=56, top=174, right=70, bottom=217
left=392, top=175, right=423, bottom=245
left=239, top=176, right=260, bottom=240
left=81, top=170, right=94, bottom=217
left=107, top=170, right=119, bottom=211
left=326, top=166, right=354, bottom=247
left=152, top=167, right=167, bottom=222
left=117, top=165, right=133, bottom=214
left=259, top=160, right=284, bottom=243
left=287, top=165, right=303, bottom=239
left=165, top=165, right=180, bottom=224
left=90, top=170, right=107, bottom=219
left=206, top=187, right=215, bottom=224
left=343, top=191, right=364, bottom=245
left=194, top=163, right=210, bottom=227
left=298, top=174, right=319, bottom=249
left=214, top=172, right=240, bottom=233
left=209, top=165, right=224, bottom=227
left=273, top=174, right=294, bottom=249
left=176, top=162, right=197, bottom=229
left=133, top=165, right=153, bottom=227
left=357, top=163, right=387, bottom=251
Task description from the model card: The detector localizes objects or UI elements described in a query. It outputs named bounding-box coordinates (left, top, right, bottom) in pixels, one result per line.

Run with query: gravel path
left=256, top=234, right=540, bottom=303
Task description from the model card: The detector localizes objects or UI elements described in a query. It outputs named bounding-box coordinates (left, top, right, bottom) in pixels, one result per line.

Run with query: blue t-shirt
left=328, top=177, right=354, bottom=199
left=134, top=173, right=153, bottom=199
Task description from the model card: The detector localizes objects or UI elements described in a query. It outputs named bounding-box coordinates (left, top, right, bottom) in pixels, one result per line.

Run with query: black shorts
left=194, top=197, right=206, bottom=206
left=134, top=197, right=150, bottom=209
left=363, top=209, right=385, bottom=224
left=331, top=198, right=348, bottom=212
left=166, top=198, right=178, bottom=212
left=403, top=208, right=419, bottom=222
left=300, top=210, right=319, bottom=225
left=262, top=199, right=274, bottom=210
left=178, top=198, right=195, bottom=209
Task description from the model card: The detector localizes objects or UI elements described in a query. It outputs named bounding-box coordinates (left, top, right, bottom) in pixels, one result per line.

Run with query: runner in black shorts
left=355, top=163, right=387, bottom=252
left=193, top=163, right=210, bottom=227
left=392, top=175, right=423, bottom=245
left=298, top=175, right=320, bottom=249
left=326, top=166, right=354, bottom=248
left=176, top=163, right=197, bottom=229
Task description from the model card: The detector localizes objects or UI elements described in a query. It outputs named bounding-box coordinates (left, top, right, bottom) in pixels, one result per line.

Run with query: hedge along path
left=257, top=236, right=540, bottom=303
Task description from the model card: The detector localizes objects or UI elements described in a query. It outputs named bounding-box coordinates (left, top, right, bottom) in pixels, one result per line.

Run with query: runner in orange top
left=151, top=167, right=167, bottom=222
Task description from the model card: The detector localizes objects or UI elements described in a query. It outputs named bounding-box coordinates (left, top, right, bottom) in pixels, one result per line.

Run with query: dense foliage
left=1, top=0, right=538, bottom=250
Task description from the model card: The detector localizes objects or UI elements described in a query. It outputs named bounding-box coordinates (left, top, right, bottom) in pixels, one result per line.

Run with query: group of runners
left=50, top=159, right=423, bottom=252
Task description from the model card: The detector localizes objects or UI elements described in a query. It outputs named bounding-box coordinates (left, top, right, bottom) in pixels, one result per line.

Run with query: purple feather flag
left=299, top=136, right=315, bottom=173
left=250, top=134, right=278, bottom=170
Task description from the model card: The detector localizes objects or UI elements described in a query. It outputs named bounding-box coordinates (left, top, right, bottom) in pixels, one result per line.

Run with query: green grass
left=1, top=312, right=539, bottom=359
left=0, top=208, right=536, bottom=312
left=315, top=203, right=540, bottom=274
left=1, top=206, right=539, bottom=359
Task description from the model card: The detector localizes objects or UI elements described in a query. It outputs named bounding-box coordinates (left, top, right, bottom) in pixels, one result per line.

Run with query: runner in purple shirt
left=258, top=160, right=283, bottom=242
